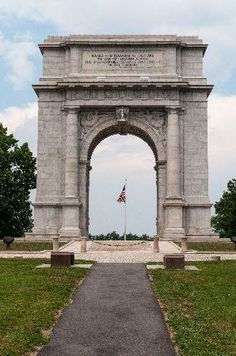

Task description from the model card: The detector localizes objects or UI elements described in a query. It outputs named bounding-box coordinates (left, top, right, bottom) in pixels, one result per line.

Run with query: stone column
left=164, top=107, right=185, bottom=239
left=86, top=164, right=92, bottom=236
left=79, top=160, right=90, bottom=237
left=60, top=107, right=81, bottom=239
left=155, top=161, right=166, bottom=238
left=64, top=108, right=79, bottom=197
left=166, top=107, right=181, bottom=198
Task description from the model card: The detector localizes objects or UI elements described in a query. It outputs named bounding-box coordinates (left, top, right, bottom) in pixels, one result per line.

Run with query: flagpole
left=124, top=179, right=127, bottom=241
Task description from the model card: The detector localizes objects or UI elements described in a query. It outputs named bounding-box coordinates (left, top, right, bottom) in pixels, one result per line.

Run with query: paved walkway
left=59, top=240, right=180, bottom=254
left=39, top=264, right=176, bottom=356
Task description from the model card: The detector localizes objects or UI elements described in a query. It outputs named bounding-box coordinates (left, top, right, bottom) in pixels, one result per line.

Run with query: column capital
left=79, top=160, right=90, bottom=166
left=165, top=106, right=184, bottom=115
left=62, top=105, right=80, bottom=113
left=79, top=160, right=92, bottom=170
left=154, top=160, right=167, bottom=171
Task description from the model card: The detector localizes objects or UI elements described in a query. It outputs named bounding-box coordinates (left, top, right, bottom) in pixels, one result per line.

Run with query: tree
left=211, top=179, right=236, bottom=237
left=0, top=123, right=36, bottom=238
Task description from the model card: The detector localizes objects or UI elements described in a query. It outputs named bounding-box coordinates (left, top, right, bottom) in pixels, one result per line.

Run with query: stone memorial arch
left=28, top=35, right=214, bottom=241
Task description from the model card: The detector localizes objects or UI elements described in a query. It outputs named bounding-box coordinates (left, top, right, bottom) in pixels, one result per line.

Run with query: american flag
left=117, top=184, right=126, bottom=203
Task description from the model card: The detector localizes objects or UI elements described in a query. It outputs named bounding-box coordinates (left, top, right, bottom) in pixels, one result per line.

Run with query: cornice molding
left=33, top=82, right=213, bottom=92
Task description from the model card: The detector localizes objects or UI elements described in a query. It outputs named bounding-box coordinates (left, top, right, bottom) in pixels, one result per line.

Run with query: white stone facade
left=28, top=35, right=215, bottom=241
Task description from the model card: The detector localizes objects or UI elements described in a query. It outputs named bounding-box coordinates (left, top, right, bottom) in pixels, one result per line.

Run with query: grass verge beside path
left=150, top=261, right=236, bottom=356
left=0, top=241, right=66, bottom=251
left=0, top=259, right=90, bottom=355
left=185, top=242, right=235, bottom=251
left=175, top=241, right=235, bottom=252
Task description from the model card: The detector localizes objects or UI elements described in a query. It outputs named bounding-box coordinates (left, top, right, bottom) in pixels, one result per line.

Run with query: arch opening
left=87, top=123, right=159, bottom=162
left=87, top=133, right=157, bottom=237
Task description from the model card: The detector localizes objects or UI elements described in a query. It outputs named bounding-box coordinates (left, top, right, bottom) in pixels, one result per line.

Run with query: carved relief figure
left=80, top=111, right=99, bottom=139
left=116, top=107, right=129, bottom=122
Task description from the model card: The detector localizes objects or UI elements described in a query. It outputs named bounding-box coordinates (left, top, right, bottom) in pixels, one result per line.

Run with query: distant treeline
left=89, top=231, right=153, bottom=241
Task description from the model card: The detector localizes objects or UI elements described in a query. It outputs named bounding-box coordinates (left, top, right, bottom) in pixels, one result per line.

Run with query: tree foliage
left=211, top=179, right=236, bottom=237
left=89, top=231, right=153, bottom=240
left=0, top=123, right=36, bottom=238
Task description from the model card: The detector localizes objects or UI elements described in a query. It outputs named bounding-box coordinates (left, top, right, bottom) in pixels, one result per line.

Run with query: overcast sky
left=0, top=0, right=236, bottom=235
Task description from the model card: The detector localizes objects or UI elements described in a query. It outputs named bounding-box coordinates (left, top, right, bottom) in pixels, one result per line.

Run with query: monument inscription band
left=27, top=35, right=215, bottom=241
left=83, top=50, right=157, bottom=70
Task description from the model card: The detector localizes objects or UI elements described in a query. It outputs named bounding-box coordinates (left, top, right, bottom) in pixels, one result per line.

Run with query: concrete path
left=39, top=264, right=176, bottom=356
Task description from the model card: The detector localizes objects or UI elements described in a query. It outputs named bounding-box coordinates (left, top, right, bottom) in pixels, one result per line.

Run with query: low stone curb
left=147, top=264, right=199, bottom=271
left=36, top=263, right=93, bottom=269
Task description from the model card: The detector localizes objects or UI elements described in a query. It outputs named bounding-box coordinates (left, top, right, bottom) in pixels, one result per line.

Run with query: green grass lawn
left=0, top=241, right=66, bottom=251
left=0, top=259, right=90, bottom=355
left=184, top=242, right=235, bottom=252
left=150, top=260, right=236, bottom=356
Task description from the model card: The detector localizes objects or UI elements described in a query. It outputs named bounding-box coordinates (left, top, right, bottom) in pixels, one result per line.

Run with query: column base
left=59, top=227, right=81, bottom=240
left=60, top=200, right=81, bottom=239
left=163, top=198, right=185, bottom=240
left=186, top=234, right=219, bottom=242
left=25, top=232, right=59, bottom=241
left=163, top=227, right=185, bottom=239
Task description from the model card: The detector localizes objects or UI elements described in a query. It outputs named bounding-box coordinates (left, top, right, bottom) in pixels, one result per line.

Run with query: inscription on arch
left=82, top=48, right=168, bottom=73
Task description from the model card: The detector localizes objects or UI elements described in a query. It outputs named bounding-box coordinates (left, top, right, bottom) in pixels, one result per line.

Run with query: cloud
left=208, top=95, right=236, bottom=201
left=0, top=0, right=236, bottom=88
left=1, top=0, right=235, bottom=32
left=0, top=32, right=37, bottom=89
left=0, top=102, right=37, bottom=133
left=0, top=102, right=38, bottom=157
left=92, top=135, right=155, bottom=174
left=208, top=96, right=236, bottom=165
